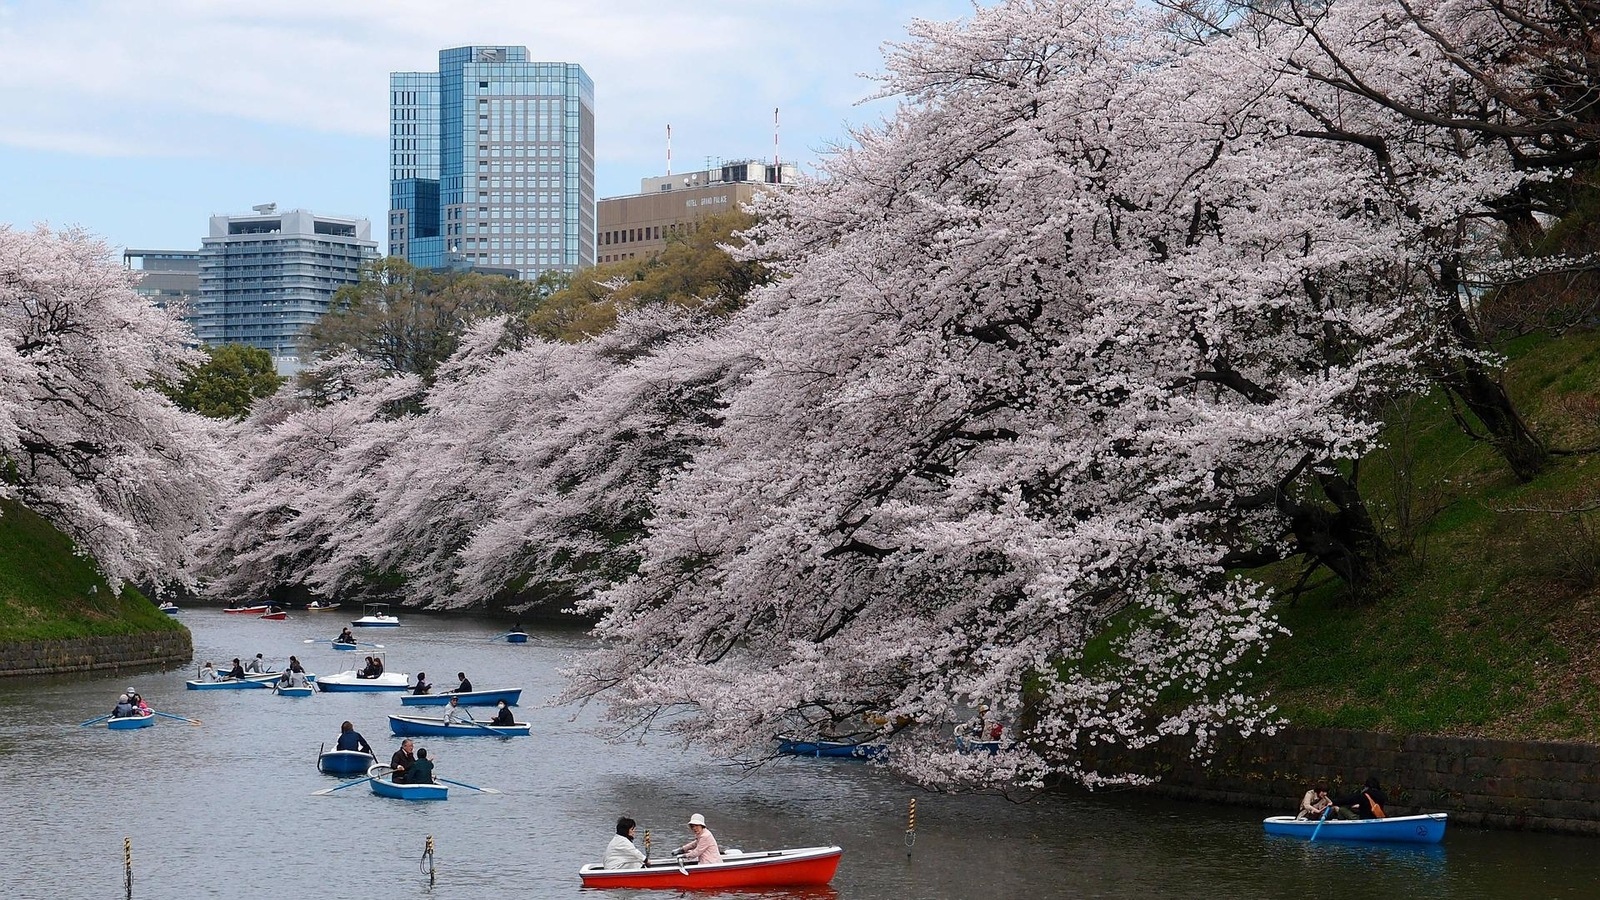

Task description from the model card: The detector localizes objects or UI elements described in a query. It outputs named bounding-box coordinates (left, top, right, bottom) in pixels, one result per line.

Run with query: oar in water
left=1308, top=806, right=1333, bottom=842
left=485, top=631, right=513, bottom=642
left=78, top=713, right=113, bottom=727
left=311, top=774, right=380, bottom=796
left=436, top=776, right=501, bottom=795
left=152, top=711, right=202, bottom=726
left=462, top=718, right=514, bottom=741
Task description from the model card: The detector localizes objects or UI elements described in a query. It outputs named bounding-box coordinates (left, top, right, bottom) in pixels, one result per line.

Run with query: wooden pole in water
left=124, top=837, right=133, bottom=899
left=905, top=798, right=917, bottom=857
left=424, top=834, right=436, bottom=886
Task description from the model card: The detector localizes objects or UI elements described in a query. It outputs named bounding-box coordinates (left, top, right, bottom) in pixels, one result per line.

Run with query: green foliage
left=529, top=209, right=768, bottom=341
left=0, top=498, right=183, bottom=641
left=302, top=257, right=540, bottom=379
left=160, top=343, right=283, bottom=419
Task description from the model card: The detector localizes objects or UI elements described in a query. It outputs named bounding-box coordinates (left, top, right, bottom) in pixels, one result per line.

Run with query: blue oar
left=1308, top=806, right=1332, bottom=842
left=485, top=631, right=512, bottom=642
left=311, top=774, right=380, bottom=796
left=78, top=713, right=112, bottom=727
left=437, top=776, right=501, bottom=795
left=152, top=711, right=202, bottom=726
left=462, top=717, right=514, bottom=741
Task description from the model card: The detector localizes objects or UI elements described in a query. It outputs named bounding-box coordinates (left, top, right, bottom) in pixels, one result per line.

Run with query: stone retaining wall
left=0, top=632, right=192, bottom=677
left=1090, top=725, right=1600, bottom=836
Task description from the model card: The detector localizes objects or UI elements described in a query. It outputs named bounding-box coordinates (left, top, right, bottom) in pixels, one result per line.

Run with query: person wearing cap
left=442, top=695, right=472, bottom=726
left=604, top=816, right=647, bottom=870
left=676, top=814, right=722, bottom=865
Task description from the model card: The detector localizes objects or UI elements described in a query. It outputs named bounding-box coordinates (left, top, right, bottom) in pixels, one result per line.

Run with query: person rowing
left=337, top=627, right=356, bottom=645
left=336, top=720, right=373, bottom=755
left=225, top=658, right=247, bottom=680
left=676, top=813, right=722, bottom=865
left=442, top=695, right=473, bottom=726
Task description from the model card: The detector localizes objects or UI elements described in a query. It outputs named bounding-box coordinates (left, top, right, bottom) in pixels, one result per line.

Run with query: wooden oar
left=1308, top=805, right=1333, bottom=842
left=78, top=713, right=113, bottom=727
left=436, top=776, right=501, bottom=795
left=311, top=774, right=379, bottom=796
left=152, top=711, right=202, bottom=726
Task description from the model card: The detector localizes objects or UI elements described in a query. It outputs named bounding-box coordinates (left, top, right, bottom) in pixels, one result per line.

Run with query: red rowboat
left=258, top=611, right=287, bottom=620
left=578, top=845, right=842, bottom=890
left=223, top=605, right=270, bottom=614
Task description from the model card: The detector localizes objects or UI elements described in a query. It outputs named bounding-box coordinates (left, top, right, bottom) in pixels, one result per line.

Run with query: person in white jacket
left=604, top=817, right=647, bottom=870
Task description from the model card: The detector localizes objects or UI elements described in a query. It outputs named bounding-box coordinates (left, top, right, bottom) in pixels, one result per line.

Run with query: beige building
left=597, top=159, right=797, bottom=263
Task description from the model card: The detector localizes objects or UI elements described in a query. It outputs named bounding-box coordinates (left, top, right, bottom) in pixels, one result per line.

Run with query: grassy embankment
left=0, top=497, right=181, bottom=641
left=1253, top=328, right=1600, bottom=742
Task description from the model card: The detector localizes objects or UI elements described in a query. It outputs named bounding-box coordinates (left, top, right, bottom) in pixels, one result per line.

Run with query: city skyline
left=0, top=0, right=976, bottom=253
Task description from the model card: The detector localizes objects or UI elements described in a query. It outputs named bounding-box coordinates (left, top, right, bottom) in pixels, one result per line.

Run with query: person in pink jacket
left=676, top=813, right=722, bottom=865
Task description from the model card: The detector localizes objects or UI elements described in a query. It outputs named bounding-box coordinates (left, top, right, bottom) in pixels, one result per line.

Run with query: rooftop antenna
left=666, top=123, right=672, bottom=177
left=774, top=107, right=781, bottom=181
left=251, top=203, right=277, bottom=215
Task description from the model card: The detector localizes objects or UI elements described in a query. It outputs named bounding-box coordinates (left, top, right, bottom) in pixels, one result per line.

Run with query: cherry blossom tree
left=0, top=225, right=223, bottom=589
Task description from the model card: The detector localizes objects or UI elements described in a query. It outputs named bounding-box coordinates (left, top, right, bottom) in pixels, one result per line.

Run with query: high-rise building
left=123, top=249, right=201, bottom=313
left=389, top=47, right=595, bottom=280
left=597, top=159, right=797, bottom=264
left=196, top=205, right=378, bottom=375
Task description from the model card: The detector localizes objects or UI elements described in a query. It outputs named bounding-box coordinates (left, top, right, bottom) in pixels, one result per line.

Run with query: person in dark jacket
left=336, top=720, right=373, bottom=755
left=412, top=672, right=432, bottom=695
left=389, top=738, right=416, bottom=782
left=1333, top=776, right=1388, bottom=819
left=226, top=658, right=247, bottom=679
left=407, top=747, right=436, bottom=785
left=453, top=672, right=473, bottom=693
left=491, top=700, right=515, bottom=726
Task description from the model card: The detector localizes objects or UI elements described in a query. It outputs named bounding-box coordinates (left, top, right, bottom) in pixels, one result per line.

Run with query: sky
left=0, top=0, right=977, bottom=253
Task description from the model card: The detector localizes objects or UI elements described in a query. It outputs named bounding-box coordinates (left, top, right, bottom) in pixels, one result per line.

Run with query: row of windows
left=603, top=222, right=697, bottom=245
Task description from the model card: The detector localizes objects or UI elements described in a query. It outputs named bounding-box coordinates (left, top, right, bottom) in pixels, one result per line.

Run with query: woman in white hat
left=676, top=813, right=722, bottom=865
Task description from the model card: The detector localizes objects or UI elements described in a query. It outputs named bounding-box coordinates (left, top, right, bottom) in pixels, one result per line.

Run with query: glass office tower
left=389, top=47, right=595, bottom=279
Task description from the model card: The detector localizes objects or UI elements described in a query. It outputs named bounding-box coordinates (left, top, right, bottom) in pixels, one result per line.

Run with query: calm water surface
left=3, top=609, right=1599, bottom=899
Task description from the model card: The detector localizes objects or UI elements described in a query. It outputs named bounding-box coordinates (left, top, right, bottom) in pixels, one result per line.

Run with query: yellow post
left=905, top=798, right=917, bottom=855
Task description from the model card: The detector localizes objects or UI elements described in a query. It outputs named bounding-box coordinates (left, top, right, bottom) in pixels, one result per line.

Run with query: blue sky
left=0, top=0, right=977, bottom=252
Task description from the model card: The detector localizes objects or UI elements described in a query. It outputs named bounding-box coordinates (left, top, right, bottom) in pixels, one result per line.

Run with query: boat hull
left=331, top=641, right=358, bottom=651
left=317, top=750, right=375, bottom=775
left=1262, top=813, right=1447, bottom=844
left=307, top=602, right=341, bottom=611
left=387, top=714, right=529, bottom=737
left=400, top=688, right=521, bottom=707
left=258, top=611, right=287, bottom=620
left=579, top=846, right=843, bottom=889
left=108, top=714, right=156, bottom=730
left=370, top=774, right=447, bottom=801
left=223, top=606, right=269, bottom=615
left=159, top=604, right=180, bottom=615
left=185, top=673, right=279, bottom=690
left=776, top=737, right=886, bottom=759
left=316, top=671, right=410, bottom=692
left=350, top=617, right=401, bottom=627
left=506, top=632, right=528, bottom=643
left=274, top=685, right=315, bottom=697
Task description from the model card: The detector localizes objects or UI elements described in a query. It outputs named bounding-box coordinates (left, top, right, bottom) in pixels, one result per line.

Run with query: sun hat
left=688, top=813, right=707, bottom=827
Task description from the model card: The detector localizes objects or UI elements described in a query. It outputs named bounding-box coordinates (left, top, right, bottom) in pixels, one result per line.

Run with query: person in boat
left=676, top=814, right=722, bottom=865
left=358, top=656, right=380, bottom=679
left=442, top=695, right=473, bottom=726
left=245, top=653, right=268, bottom=674
left=288, top=655, right=306, bottom=674
left=112, top=694, right=136, bottom=718
left=1332, top=776, right=1388, bottom=820
left=490, top=700, right=515, bottom=727
left=406, top=747, right=436, bottom=785
left=226, top=658, right=247, bottom=680
left=337, top=627, right=356, bottom=644
left=336, top=721, right=374, bottom=755
left=372, top=656, right=385, bottom=675
left=199, top=661, right=221, bottom=682
left=604, top=817, right=647, bottom=870
left=130, top=691, right=150, bottom=715
left=389, top=739, right=416, bottom=782
left=1297, top=783, right=1332, bottom=819
left=452, top=672, right=473, bottom=693
left=412, top=672, right=432, bottom=695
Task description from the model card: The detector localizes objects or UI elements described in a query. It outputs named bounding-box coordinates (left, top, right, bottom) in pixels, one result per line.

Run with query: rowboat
left=331, top=641, right=358, bottom=651
left=258, top=610, right=287, bottom=620
left=956, top=736, right=1004, bottom=754
left=776, top=736, right=886, bottom=760
left=400, top=688, right=522, bottom=707
left=184, top=672, right=279, bottom=690
left=273, top=684, right=315, bottom=697
left=387, top=713, right=530, bottom=737
left=317, top=749, right=375, bottom=775
left=578, top=846, right=844, bottom=889
left=158, top=602, right=180, bottom=615
left=223, top=605, right=270, bottom=615
left=108, top=713, right=156, bottom=730
left=307, top=601, right=341, bottom=611
left=316, top=670, right=410, bottom=693
left=1262, top=813, right=1448, bottom=844
left=368, top=767, right=447, bottom=801
left=506, top=631, right=528, bottom=643
left=351, top=603, right=401, bottom=627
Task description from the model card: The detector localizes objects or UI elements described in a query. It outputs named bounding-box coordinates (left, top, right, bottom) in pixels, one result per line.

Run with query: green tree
left=302, top=257, right=539, bottom=379
left=161, top=343, right=283, bottom=419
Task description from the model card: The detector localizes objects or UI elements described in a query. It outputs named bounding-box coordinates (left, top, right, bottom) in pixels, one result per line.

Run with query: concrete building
left=389, top=47, right=595, bottom=280
left=196, top=205, right=378, bottom=375
left=123, top=249, right=201, bottom=314
left=597, top=159, right=796, bottom=263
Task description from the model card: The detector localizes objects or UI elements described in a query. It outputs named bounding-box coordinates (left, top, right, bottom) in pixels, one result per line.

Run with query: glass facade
left=389, top=47, right=595, bottom=280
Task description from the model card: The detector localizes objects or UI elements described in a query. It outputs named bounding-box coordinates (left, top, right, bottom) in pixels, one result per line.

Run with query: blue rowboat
left=316, top=671, right=410, bottom=693
left=775, top=736, right=886, bottom=760
left=331, top=641, right=358, bottom=651
left=274, top=684, right=315, bottom=697
left=506, top=632, right=529, bottom=644
left=158, top=602, right=180, bottom=615
left=185, top=672, right=278, bottom=690
left=108, top=714, right=156, bottom=730
left=955, top=736, right=1003, bottom=754
left=369, top=772, right=447, bottom=801
left=317, top=749, right=375, bottom=775
left=1262, top=813, right=1447, bottom=844
left=387, top=713, right=530, bottom=737
left=399, top=688, right=522, bottom=708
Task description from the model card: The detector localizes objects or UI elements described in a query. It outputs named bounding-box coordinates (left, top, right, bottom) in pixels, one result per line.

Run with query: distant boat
left=107, top=713, right=156, bottom=730
left=157, top=602, right=180, bottom=615
left=330, top=641, right=358, bottom=651
left=306, top=601, right=341, bottom=611
left=258, top=610, right=288, bottom=620
left=223, top=605, right=270, bottom=615
left=317, top=748, right=375, bottom=775
left=387, top=713, right=530, bottom=738
left=272, top=683, right=314, bottom=697
left=316, top=670, right=410, bottom=693
left=1262, top=813, right=1447, bottom=844
left=351, top=603, right=401, bottom=627
left=506, top=631, right=529, bottom=644
left=775, top=736, right=886, bottom=760
left=399, top=688, right=521, bottom=707
left=185, top=672, right=279, bottom=691
left=579, top=846, right=844, bottom=889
